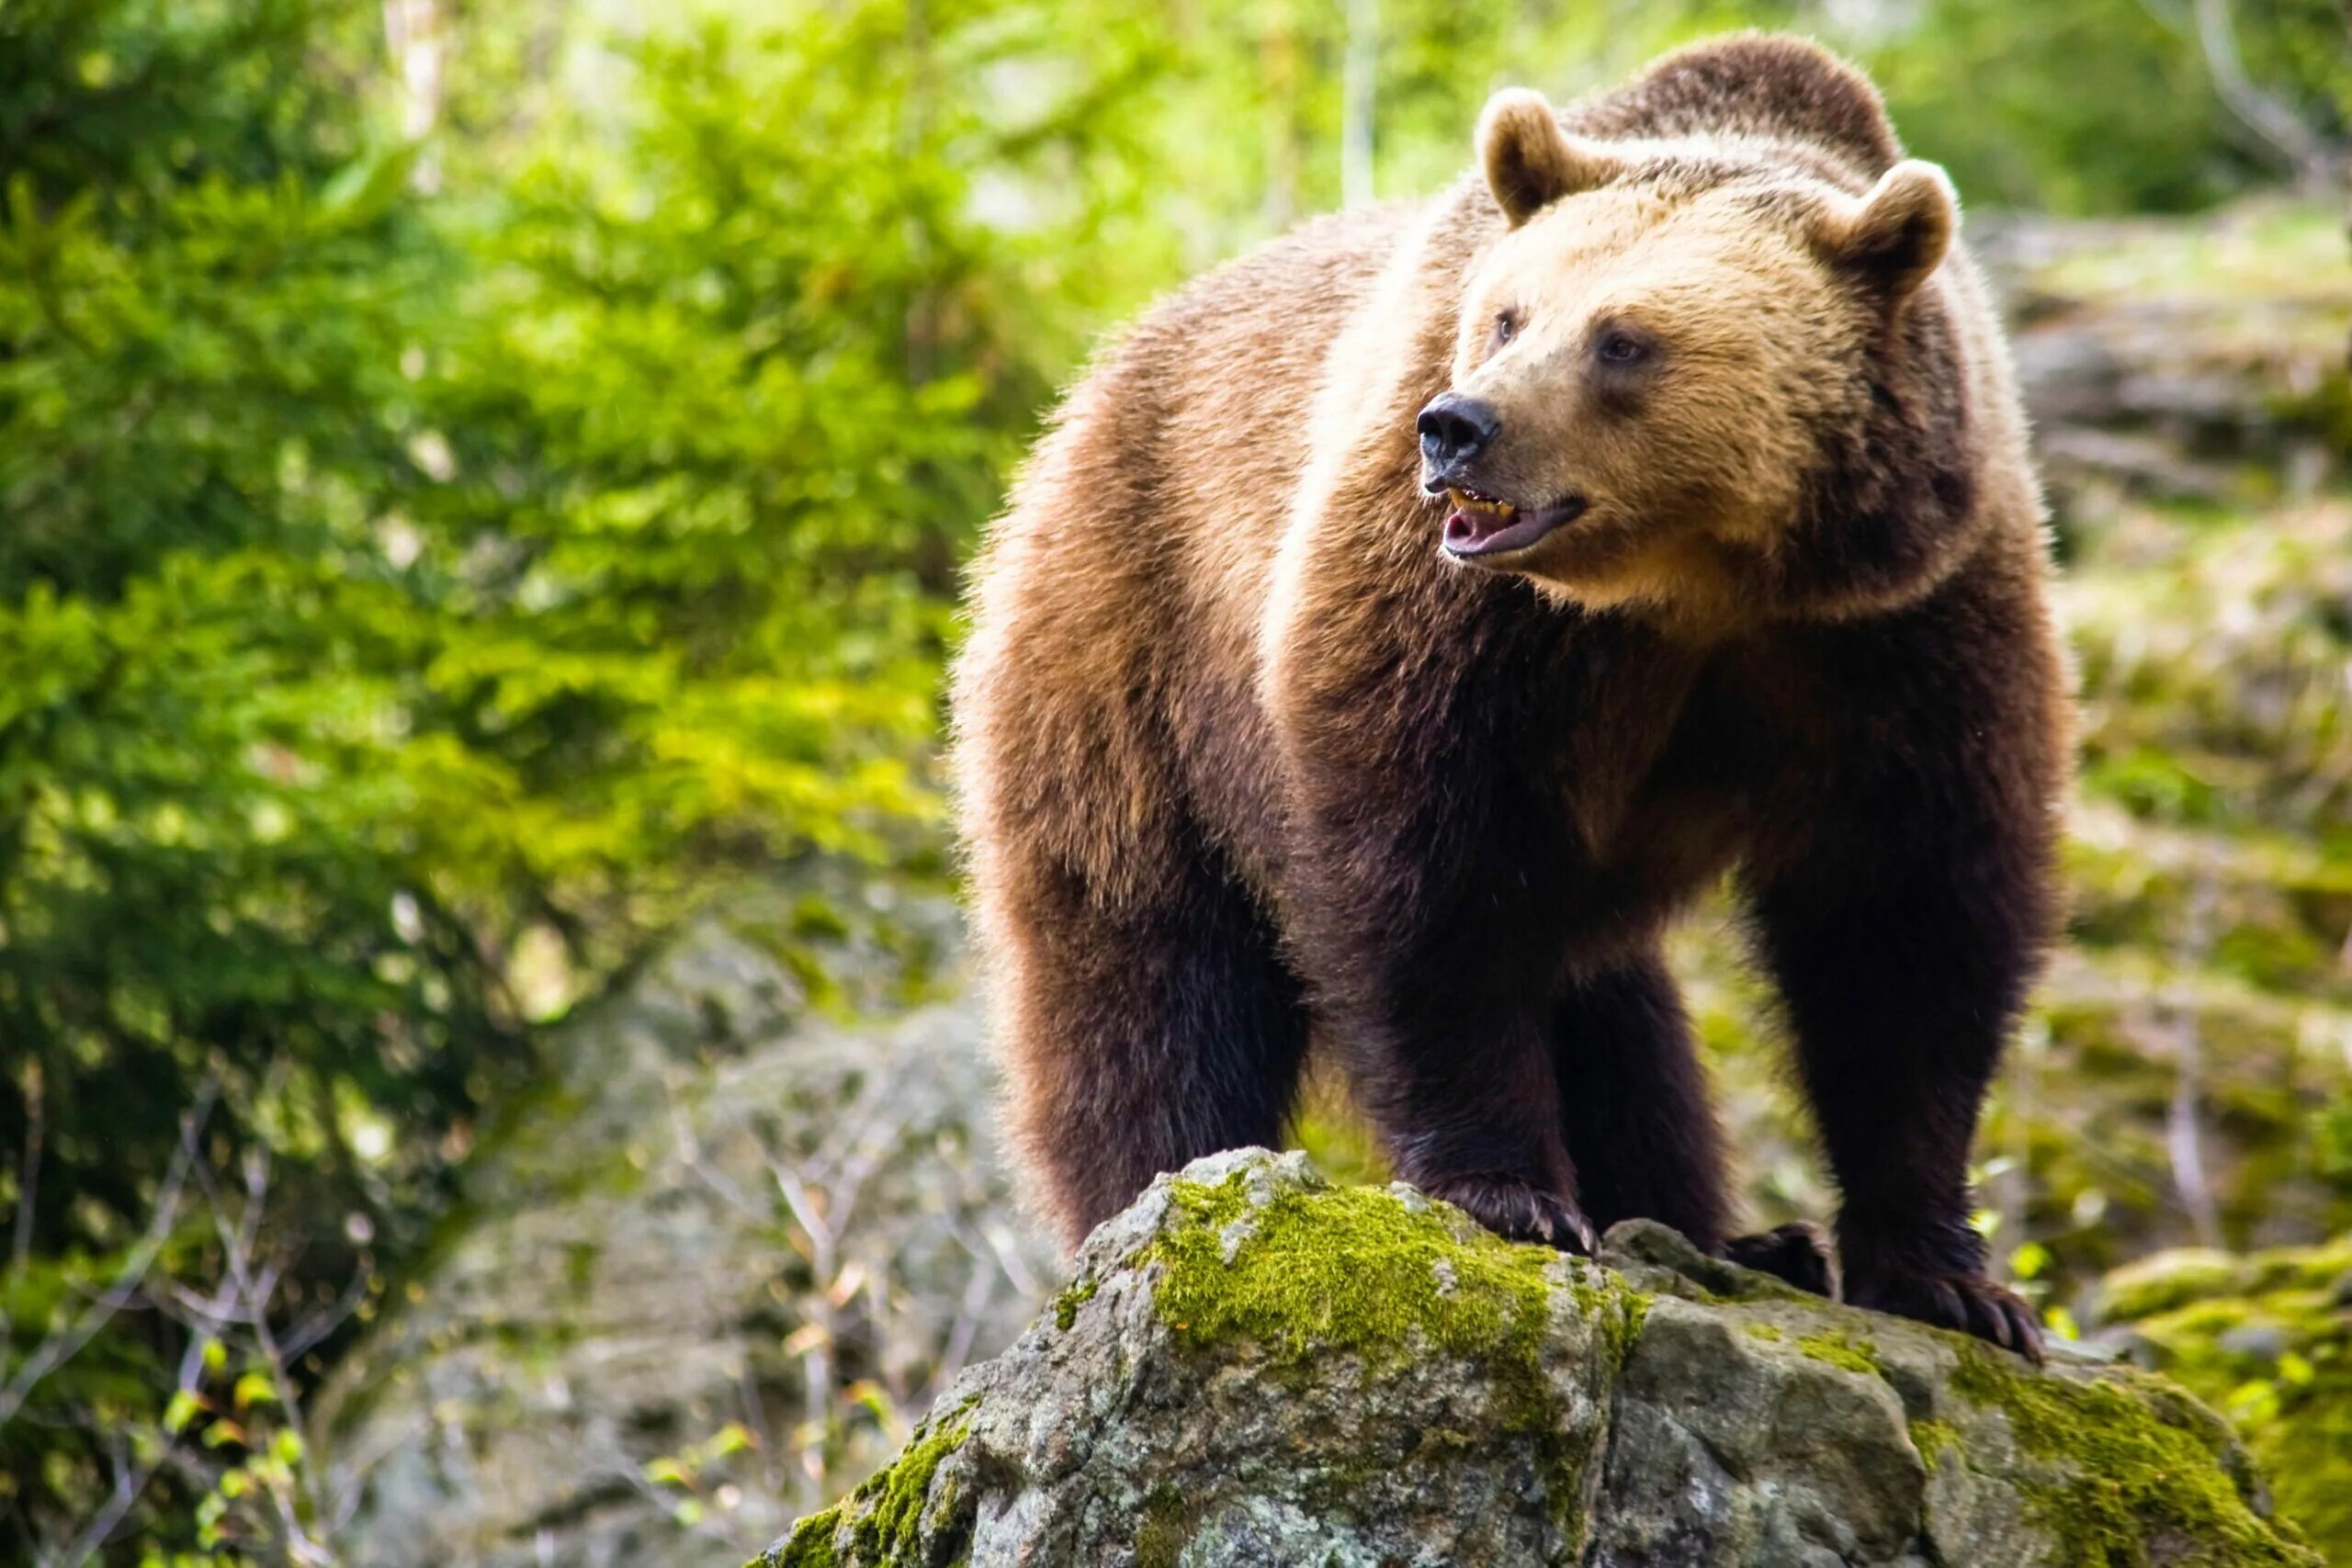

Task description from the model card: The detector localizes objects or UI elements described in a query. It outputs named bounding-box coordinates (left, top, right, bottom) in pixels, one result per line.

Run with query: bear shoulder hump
left=1565, top=33, right=1900, bottom=179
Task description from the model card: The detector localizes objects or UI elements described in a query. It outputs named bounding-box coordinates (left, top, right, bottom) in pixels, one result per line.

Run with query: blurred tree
left=1867, top=0, right=2346, bottom=212
left=0, top=0, right=1175, bottom=1556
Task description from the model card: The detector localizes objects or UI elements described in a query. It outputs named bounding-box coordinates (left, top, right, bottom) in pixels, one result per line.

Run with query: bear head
left=1419, top=85, right=1979, bottom=631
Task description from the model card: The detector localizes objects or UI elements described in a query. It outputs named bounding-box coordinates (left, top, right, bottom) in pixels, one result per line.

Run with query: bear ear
left=1478, top=88, right=1622, bottom=226
left=1814, top=160, right=1957, bottom=303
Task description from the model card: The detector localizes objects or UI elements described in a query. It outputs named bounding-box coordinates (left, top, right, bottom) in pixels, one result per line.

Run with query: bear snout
left=1417, top=392, right=1500, bottom=480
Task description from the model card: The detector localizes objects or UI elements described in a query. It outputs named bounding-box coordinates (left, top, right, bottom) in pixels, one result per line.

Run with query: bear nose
left=1417, top=393, right=1500, bottom=472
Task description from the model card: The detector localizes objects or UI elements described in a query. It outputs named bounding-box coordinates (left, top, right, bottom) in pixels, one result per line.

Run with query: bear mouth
left=1441, top=486, right=1589, bottom=558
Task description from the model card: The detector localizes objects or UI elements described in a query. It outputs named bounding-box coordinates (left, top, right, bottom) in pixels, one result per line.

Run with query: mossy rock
left=756, top=1151, right=2317, bottom=1568
left=2092, top=1236, right=2352, bottom=1562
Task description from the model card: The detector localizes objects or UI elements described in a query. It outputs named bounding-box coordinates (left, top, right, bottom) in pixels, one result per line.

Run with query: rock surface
left=318, top=903, right=1054, bottom=1568
left=1976, top=200, right=2348, bottom=500
left=760, top=1150, right=2319, bottom=1568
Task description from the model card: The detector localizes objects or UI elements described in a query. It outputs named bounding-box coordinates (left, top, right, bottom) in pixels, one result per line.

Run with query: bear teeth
left=1447, top=487, right=1517, bottom=519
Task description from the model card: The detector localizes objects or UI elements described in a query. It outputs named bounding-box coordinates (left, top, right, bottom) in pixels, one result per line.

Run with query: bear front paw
left=1721, top=1220, right=1835, bottom=1297
left=1419, top=1173, right=1598, bottom=1254
left=1847, top=1264, right=2043, bottom=1361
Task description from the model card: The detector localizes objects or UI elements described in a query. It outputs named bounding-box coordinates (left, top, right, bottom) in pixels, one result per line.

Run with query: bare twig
left=1340, top=0, right=1378, bottom=209
left=40, top=1334, right=211, bottom=1568
left=11, top=1056, right=42, bottom=1275
left=0, top=1079, right=216, bottom=1429
left=320, top=1407, right=432, bottom=1540
left=381, top=0, right=446, bottom=192
left=2192, top=0, right=2339, bottom=191
left=207, top=1150, right=339, bottom=1567
left=2163, top=876, right=2225, bottom=1247
left=935, top=1235, right=1002, bottom=1385
left=42, top=1432, right=141, bottom=1568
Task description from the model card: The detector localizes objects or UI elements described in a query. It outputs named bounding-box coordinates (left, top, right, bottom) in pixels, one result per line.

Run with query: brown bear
left=952, top=34, right=2069, bottom=1357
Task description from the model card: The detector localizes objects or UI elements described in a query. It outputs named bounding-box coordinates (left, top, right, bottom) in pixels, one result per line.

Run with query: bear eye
left=1596, top=328, right=1648, bottom=366
left=1492, top=310, right=1519, bottom=347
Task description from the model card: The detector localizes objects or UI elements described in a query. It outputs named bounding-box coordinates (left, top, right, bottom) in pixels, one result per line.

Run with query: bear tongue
left=1445, top=507, right=1514, bottom=550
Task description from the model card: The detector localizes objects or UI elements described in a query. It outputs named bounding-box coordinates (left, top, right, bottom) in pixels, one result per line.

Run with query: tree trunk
left=1341, top=0, right=1377, bottom=209
left=382, top=0, right=445, bottom=193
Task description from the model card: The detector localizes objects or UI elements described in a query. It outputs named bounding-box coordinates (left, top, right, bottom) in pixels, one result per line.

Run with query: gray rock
left=2218, top=1324, right=2292, bottom=1363
left=1973, top=207, right=2347, bottom=502
left=319, top=902, right=1056, bottom=1568
left=760, top=1151, right=2320, bottom=1568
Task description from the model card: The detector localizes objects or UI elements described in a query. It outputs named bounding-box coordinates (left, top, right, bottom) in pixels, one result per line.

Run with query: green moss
left=2098, top=1249, right=2245, bottom=1321
left=762, top=1505, right=844, bottom=1568
left=2031, top=201, right=2350, bottom=305
left=1948, top=1349, right=2317, bottom=1566
left=1137, top=1170, right=1644, bottom=1554
left=1141, top=1175, right=1577, bottom=1421
left=1909, top=1417, right=1962, bottom=1471
left=803, top=1399, right=976, bottom=1565
left=2248, top=1374, right=2352, bottom=1562
left=2142, top=1303, right=2350, bottom=1554
left=1132, top=1481, right=1195, bottom=1568
left=1053, top=1278, right=1098, bottom=1331
left=1795, top=1330, right=1886, bottom=1378
left=1607, top=1286, right=1652, bottom=1374
left=766, top=1401, right=978, bottom=1561
left=2094, top=1237, right=2352, bottom=1562
left=1742, top=1322, right=1785, bottom=1343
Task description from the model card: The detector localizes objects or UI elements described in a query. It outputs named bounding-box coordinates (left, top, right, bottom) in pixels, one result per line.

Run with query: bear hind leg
left=991, top=834, right=1311, bottom=1247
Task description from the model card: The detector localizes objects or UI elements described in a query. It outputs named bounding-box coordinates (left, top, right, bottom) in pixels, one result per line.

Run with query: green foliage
left=1870, top=0, right=2260, bottom=214
left=0, top=0, right=1164, bottom=1556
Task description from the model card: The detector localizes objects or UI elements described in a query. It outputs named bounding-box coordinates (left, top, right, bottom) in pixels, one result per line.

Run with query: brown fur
left=952, top=34, right=2072, bottom=1356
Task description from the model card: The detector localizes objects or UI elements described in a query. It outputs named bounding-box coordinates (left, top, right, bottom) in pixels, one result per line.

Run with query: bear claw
left=1848, top=1264, right=2044, bottom=1362
left=1419, top=1174, right=1599, bottom=1255
left=1722, top=1220, right=1836, bottom=1297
